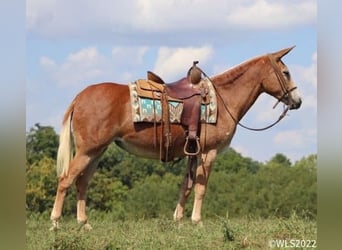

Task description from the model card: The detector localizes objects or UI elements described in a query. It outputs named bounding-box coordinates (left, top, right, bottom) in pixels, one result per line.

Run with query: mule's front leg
left=191, top=168, right=208, bottom=224
left=191, top=150, right=216, bottom=224
left=173, top=156, right=198, bottom=221
left=173, top=173, right=193, bottom=221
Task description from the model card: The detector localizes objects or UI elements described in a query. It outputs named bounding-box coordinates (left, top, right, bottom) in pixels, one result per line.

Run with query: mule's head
left=262, top=46, right=302, bottom=110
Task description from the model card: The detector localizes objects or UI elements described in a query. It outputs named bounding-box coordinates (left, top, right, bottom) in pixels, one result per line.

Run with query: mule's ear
left=272, top=46, right=296, bottom=60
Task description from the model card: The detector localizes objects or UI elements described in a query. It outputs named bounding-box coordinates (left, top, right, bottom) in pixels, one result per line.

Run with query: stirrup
left=183, top=136, right=201, bottom=156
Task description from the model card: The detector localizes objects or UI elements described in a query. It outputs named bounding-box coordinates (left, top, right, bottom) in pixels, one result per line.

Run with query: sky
left=26, top=0, right=317, bottom=163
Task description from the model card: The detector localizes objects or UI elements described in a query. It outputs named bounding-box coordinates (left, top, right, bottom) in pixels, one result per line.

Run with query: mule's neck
left=212, top=56, right=268, bottom=122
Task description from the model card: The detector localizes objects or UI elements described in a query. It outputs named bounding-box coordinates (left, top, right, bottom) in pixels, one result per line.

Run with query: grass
left=26, top=212, right=316, bottom=249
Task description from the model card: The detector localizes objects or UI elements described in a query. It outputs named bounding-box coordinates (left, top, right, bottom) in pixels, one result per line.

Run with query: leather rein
left=200, top=54, right=297, bottom=131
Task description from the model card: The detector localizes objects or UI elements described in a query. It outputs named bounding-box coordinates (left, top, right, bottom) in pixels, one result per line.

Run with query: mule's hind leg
left=75, top=158, right=100, bottom=230
left=50, top=152, right=93, bottom=230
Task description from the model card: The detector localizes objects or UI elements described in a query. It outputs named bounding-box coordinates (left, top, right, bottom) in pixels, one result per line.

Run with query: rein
left=198, top=55, right=295, bottom=131
left=213, top=81, right=289, bottom=131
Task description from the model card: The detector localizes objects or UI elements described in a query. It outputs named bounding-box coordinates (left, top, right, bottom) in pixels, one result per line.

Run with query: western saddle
left=139, top=61, right=208, bottom=161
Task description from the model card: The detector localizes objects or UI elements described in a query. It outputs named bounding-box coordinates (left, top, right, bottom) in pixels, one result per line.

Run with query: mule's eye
left=283, top=71, right=290, bottom=79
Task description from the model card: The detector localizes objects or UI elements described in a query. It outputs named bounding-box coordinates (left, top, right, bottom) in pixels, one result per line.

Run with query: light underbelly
left=114, top=138, right=182, bottom=160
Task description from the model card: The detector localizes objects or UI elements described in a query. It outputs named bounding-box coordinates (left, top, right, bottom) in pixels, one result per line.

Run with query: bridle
left=199, top=54, right=297, bottom=131
left=267, top=54, right=298, bottom=110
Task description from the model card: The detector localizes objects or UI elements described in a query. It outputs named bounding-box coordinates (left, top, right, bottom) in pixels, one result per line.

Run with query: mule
left=50, top=47, right=302, bottom=230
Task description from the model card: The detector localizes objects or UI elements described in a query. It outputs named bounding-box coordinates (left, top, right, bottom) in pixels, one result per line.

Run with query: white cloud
left=39, top=46, right=150, bottom=88
left=134, top=0, right=229, bottom=32
left=226, top=0, right=316, bottom=30
left=111, top=46, right=149, bottom=66
left=233, top=145, right=250, bottom=157
left=292, top=52, right=317, bottom=88
left=275, top=130, right=302, bottom=147
left=66, top=47, right=101, bottom=64
left=39, top=56, right=56, bottom=68
left=42, top=47, right=107, bottom=87
left=27, top=0, right=316, bottom=40
left=153, top=46, right=213, bottom=80
left=301, top=94, right=316, bottom=110
left=274, top=129, right=312, bottom=149
left=291, top=51, right=317, bottom=111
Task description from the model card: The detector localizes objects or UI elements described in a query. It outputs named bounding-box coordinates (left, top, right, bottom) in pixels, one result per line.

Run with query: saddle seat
left=146, top=71, right=202, bottom=100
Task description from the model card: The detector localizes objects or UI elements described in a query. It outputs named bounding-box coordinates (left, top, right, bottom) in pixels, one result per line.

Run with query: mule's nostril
left=291, top=98, right=302, bottom=109
left=297, top=98, right=302, bottom=108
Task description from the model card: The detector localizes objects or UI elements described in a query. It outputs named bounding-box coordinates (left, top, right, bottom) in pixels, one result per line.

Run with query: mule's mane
left=211, top=55, right=266, bottom=86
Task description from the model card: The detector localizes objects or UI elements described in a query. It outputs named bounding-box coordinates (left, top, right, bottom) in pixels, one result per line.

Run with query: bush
left=204, top=155, right=317, bottom=219
left=124, top=173, right=181, bottom=219
left=26, top=157, right=57, bottom=213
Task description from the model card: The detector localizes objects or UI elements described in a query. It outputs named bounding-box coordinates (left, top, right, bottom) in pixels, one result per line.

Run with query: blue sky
left=26, top=0, right=316, bottom=163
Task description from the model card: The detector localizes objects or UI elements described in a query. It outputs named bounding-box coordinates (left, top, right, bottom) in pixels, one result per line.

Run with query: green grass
left=26, top=212, right=316, bottom=249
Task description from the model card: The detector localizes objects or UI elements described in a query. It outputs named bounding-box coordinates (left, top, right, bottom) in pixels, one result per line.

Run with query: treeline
left=26, top=124, right=317, bottom=220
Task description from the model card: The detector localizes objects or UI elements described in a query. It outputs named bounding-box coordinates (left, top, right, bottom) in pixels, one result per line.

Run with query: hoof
left=173, top=206, right=184, bottom=222
left=83, top=223, right=93, bottom=231
left=49, top=220, right=60, bottom=231
left=78, top=221, right=93, bottom=231
left=173, top=216, right=183, bottom=223
left=192, top=220, right=204, bottom=227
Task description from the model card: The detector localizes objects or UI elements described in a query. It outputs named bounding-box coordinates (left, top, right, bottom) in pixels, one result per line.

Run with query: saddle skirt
left=128, top=77, right=217, bottom=124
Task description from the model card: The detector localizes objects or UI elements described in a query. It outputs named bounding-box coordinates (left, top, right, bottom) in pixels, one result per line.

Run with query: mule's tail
left=56, top=100, right=75, bottom=178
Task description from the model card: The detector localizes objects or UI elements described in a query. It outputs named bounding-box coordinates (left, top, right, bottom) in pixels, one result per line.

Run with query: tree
left=124, top=173, right=181, bottom=218
left=26, top=123, right=59, bottom=164
left=214, top=147, right=261, bottom=174
left=268, top=153, right=292, bottom=167
left=293, top=154, right=317, bottom=171
left=26, top=157, right=57, bottom=213
left=98, top=143, right=186, bottom=188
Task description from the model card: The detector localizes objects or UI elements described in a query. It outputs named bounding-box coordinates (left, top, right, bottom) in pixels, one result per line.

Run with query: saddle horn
left=187, top=61, right=202, bottom=85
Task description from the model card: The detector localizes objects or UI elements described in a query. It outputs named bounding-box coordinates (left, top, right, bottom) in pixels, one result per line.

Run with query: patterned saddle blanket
left=128, top=77, right=217, bottom=124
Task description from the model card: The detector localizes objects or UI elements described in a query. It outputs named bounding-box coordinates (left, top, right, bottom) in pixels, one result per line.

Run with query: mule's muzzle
left=285, top=86, right=302, bottom=110
left=274, top=90, right=302, bottom=110
left=289, top=97, right=302, bottom=110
